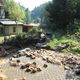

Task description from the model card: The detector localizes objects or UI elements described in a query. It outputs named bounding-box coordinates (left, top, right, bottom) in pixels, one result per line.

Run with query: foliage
left=16, top=32, right=27, bottom=40
left=4, top=0, right=26, bottom=21
left=25, top=8, right=31, bottom=23
left=31, top=3, right=48, bottom=23
left=27, top=27, right=43, bottom=38
left=45, top=0, right=80, bottom=33
left=15, top=27, right=42, bottom=40
left=48, top=33, right=80, bottom=54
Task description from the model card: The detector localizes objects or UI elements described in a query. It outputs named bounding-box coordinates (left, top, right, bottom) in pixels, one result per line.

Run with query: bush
left=48, top=35, right=80, bottom=54
left=27, top=27, right=43, bottom=38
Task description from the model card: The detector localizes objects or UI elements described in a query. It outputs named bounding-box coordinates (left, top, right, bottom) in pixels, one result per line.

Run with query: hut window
left=13, top=27, right=16, bottom=32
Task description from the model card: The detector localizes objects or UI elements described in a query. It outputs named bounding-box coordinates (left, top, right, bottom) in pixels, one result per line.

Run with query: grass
left=48, top=32, right=80, bottom=55
left=0, top=35, right=16, bottom=44
left=0, top=36, right=4, bottom=43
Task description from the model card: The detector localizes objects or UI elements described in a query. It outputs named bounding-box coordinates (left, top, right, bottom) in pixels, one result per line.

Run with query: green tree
left=45, top=0, right=79, bottom=33
left=25, top=8, right=31, bottom=23
left=4, top=0, right=25, bottom=21
left=31, top=3, right=47, bottom=23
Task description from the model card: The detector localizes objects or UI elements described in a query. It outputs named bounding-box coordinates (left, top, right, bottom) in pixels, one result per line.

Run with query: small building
left=0, top=19, right=23, bottom=35
left=23, top=23, right=40, bottom=32
left=0, top=0, right=23, bottom=35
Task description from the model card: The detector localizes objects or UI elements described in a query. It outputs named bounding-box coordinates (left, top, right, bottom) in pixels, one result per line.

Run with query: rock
left=25, top=63, right=31, bottom=68
left=42, top=57, right=46, bottom=61
left=37, top=67, right=42, bottom=72
left=75, top=69, right=80, bottom=75
left=20, top=63, right=31, bottom=69
left=31, top=68, right=37, bottom=73
left=26, top=48, right=31, bottom=51
left=16, top=60, right=20, bottom=63
left=32, top=62, right=36, bottom=65
left=76, top=61, right=80, bottom=65
left=30, top=55, right=36, bottom=59
left=64, top=66, right=70, bottom=70
left=20, top=65, right=26, bottom=69
left=46, top=57, right=53, bottom=63
left=18, top=52, right=25, bottom=57
left=9, top=57, right=14, bottom=61
left=53, top=59, right=61, bottom=65
left=25, top=68, right=31, bottom=72
left=26, top=53, right=31, bottom=57
left=31, top=64, right=36, bottom=68
left=9, top=61, right=19, bottom=67
left=43, top=64, right=48, bottom=68
left=53, top=44, right=69, bottom=51
left=13, top=55, right=18, bottom=58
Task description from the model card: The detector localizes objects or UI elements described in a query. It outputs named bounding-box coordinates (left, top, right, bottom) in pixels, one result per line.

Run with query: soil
left=0, top=48, right=80, bottom=80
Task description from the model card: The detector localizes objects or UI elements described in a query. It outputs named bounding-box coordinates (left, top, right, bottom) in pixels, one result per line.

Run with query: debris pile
left=7, top=48, right=80, bottom=79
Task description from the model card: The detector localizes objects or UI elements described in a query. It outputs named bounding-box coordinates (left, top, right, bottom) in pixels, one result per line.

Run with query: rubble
left=25, top=68, right=31, bottom=72
left=9, top=61, right=19, bottom=67
left=32, top=62, right=36, bottom=65
left=0, top=43, right=79, bottom=79
left=20, top=62, right=42, bottom=74
left=43, top=64, right=48, bottom=68
left=37, top=67, right=42, bottom=72
left=16, top=60, right=20, bottom=63
left=31, top=68, right=37, bottom=73
left=20, top=63, right=31, bottom=69
left=30, top=54, right=36, bottom=59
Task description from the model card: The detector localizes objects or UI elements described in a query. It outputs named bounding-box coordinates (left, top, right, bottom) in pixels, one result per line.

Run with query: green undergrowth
left=48, top=33, right=80, bottom=55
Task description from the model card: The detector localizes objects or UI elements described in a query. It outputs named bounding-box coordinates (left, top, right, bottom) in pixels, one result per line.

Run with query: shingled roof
left=0, top=19, right=23, bottom=26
